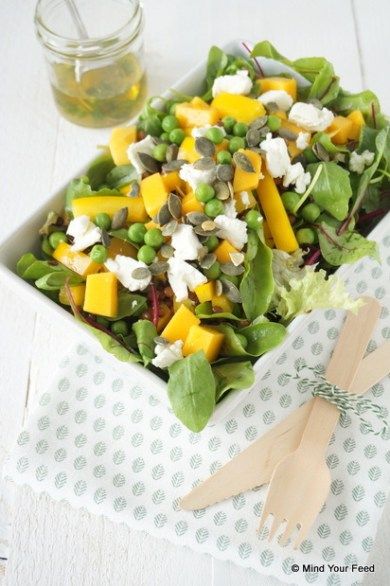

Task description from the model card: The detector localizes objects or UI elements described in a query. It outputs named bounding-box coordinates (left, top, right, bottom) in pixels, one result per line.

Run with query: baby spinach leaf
left=168, top=351, right=216, bottom=432
left=86, top=152, right=115, bottom=189
left=218, top=324, right=248, bottom=357
left=84, top=323, right=142, bottom=363
left=312, top=132, right=348, bottom=154
left=240, top=322, right=287, bottom=356
left=17, top=253, right=37, bottom=277
left=198, top=312, right=240, bottom=321
left=307, top=162, right=352, bottom=220
left=106, top=164, right=138, bottom=189
left=17, top=254, right=82, bottom=287
left=251, top=41, right=292, bottom=66
left=105, top=291, right=147, bottom=322
left=132, top=319, right=157, bottom=366
left=240, top=231, right=274, bottom=320
left=202, top=46, right=228, bottom=101
left=35, top=271, right=83, bottom=291
left=294, top=57, right=339, bottom=104
left=212, top=361, right=255, bottom=402
left=318, top=223, right=379, bottom=266
left=332, top=89, right=380, bottom=124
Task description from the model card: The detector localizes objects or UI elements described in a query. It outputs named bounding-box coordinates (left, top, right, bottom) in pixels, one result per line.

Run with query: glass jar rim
left=34, top=0, right=143, bottom=58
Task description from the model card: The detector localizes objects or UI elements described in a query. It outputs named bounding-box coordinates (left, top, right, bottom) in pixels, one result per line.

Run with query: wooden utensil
left=181, top=338, right=389, bottom=511
left=259, top=297, right=381, bottom=548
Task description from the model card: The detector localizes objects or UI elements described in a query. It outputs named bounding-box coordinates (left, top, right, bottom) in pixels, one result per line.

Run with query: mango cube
left=214, top=240, right=239, bottom=264
left=72, top=195, right=148, bottom=224
left=183, top=325, right=224, bottom=362
left=53, top=242, right=101, bottom=277
left=258, top=77, right=297, bottom=100
left=211, top=93, right=266, bottom=123
left=83, top=272, right=118, bottom=318
left=233, top=190, right=257, bottom=213
left=161, top=304, right=200, bottom=343
left=211, top=294, right=233, bottom=314
left=326, top=116, right=354, bottom=145
left=233, top=149, right=262, bottom=192
left=194, top=281, right=215, bottom=303
left=107, top=237, right=137, bottom=260
left=140, top=173, right=169, bottom=218
left=178, top=136, right=201, bottom=163
left=181, top=191, right=204, bottom=215
left=59, top=284, right=86, bottom=307
left=176, top=101, right=220, bottom=128
left=347, top=110, right=365, bottom=140
left=109, top=126, right=137, bottom=166
left=162, top=171, right=185, bottom=193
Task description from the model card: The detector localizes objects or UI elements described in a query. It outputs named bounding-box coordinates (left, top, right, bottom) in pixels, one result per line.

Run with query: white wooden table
left=0, top=1, right=389, bottom=584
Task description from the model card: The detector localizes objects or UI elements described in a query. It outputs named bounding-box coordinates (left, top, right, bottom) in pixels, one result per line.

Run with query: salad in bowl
left=16, top=41, right=389, bottom=431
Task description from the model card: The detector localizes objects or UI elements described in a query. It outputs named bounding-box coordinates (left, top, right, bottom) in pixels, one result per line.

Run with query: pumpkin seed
left=258, top=126, right=270, bottom=138
left=194, top=225, right=219, bottom=237
left=160, top=243, right=175, bottom=258
left=132, top=267, right=151, bottom=280
left=161, top=219, right=178, bottom=236
left=138, top=152, right=160, bottom=174
left=214, top=181, right=230, bottom=201
left=167, top=192, right=182, bottom=219
left=227, top=181, right=234, bottom=198
left=197, top=246, right=209, bottom=261
left=154, top=336, right=168, bottom=346
left=156, top=203, right=172, bottom=226
left=312, top=142, right=330, bottom=162
left=334, top=152, right=346, bottom=164
left=166, top=143, right=179, bottom=162
left=199, top=253, right=217, bottom=270
left=246, top=127, right=262, bottom=147
left=215, top=279, right=223, bottom=296
left=216, top=164, right=234, bottom=182
left=193, top=156, right=215, bottom=171
left=201, top=220, right=216, bottom=232
left=111, top=207, right=128, bottom=230
left=129, top=180, right=140, bottom=197
left=265, top=101, right=278, bottom=112
left=233, top=151, right=255, bottom=173
left=101, top=229, right=111, bottom=248
left=149, top=261, right=169, bottom=275
left=229, top=252, right=245, bottom=266
left=220, top=262, right=245, bottom=276
left=222, top=279, right=242, bottom=302
left=162, top=159, right=187, bottom=172
left=186, top=211, right=209, bottom=225
left=277, top=128, right=298, bottom=141
left=249, top=115, right=268, bottom=130
left=195, top=137, right=215, bottom=157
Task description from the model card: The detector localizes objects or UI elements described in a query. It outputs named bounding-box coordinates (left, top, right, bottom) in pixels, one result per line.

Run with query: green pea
left=143, top=117, right=162, bottom=137
left=296, top=228, right=317, bottom=245
left=205, top=127, right=224, bottom=144
left=245, top=209, right=261, bottom=230
left=216, top=150, right=232, bottom=165
left=160, top=132, right=170, bottom=142
left=236, top=333, right=248, bottom=349
left=221, top=274, right=239, bottom=286
left=111, top=320, right=129, bottom=336
left=90, top=244, right=108, bottom=263
left=222, top=116, right=236, bottom=133
left=41, top=237, right=54, bottom=256
left=169, top=103, right=177, bottom=115
left=267, top=115, right=281, bottom=132
left=228, top=136, right=245, bottom=153
left=128, top=222, right=147, bottom=243
left=169, top=128, right=185, bottom=145
left=281, top=191, right=300, bottom=213
left=161, top=115, right=179, bottom=133
left=204, top=261, right=221, bottom=280
left=303, top=147, right=317, bottom=163
left=233, top=122, right=248, bottom=137
left=301, top=203, right=321, bottom=223
left=205, top=235, right=219, bottom=252
left=137, top=245, right=156, bottom=264
left=96, top=316, right=110, bottom=327
left=144, top=227, right=164, bottom=248
left=48, top=231, right=67, bottom=249
left=204, top=198, right=224, bottom=218
left=95, top=212, right=111, bottom=231
left=195, top=183, right=215, bottom=203
left=153, top=143, right=168, bottom=162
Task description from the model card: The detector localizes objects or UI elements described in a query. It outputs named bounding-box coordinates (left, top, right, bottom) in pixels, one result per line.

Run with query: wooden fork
left=258, top=297, right=381, bottom=548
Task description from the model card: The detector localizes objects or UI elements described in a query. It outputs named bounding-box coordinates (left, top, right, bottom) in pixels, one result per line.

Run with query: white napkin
left=4, top=223, right=390, bottom=586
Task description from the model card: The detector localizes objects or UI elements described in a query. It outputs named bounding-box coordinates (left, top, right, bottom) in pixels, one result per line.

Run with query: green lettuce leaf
left=240, top=231, right=274, bottom=320
left=132, top=319, right=157, bottom=366
left=202, top=46, right=228, bottom=101
left=213, top=361, right=255, bottom=402
left=332, top=89, right=380, bottom=124
left=86, top=152, right=115, bottom=189
left=105, top=291, right=147, bottom=322
left=307, top=162, right=352, bottom=220
left=84, top=323, right=142, bottom=363
left=317, top=223, right=379, bottom=266
left=293, top=57, right=339, bottom=104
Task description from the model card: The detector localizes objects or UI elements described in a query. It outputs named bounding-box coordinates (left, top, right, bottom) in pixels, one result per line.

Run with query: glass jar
left=35, top=0, right=147, bottom=128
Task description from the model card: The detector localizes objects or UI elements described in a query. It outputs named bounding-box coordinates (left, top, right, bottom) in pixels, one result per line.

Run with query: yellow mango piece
left=53, top=242, right=101, bottom=277
left=140, top=173, right=169, bottom=218
left=162, top=171, right=185, bottom=193
left=214, top=240, right=239, bottom=264
left=326, top=116, right=354, bottom=145
left=274, top=110, right=287, bottom=120
left=263, top=220, right=274, bottom=248
left=59, top=284, right=86, bottom=307
left=83, top=272, right=118, bottom=318
left=176, top=101, right=220, bottom=128
left=233, top=189, right=257, bottom=213
left=191, top=96, right=210, bottom=109
left=211, top=93, right=266, bottom=123
left=183, top=325, right=224, bottom=362
left=145, top=220, right=159, bottom=230
left=161, top=303, right=200, bottom=343
left=347, top=110, right=365, bottom=140
left=281, top=119, right=311, bottom=158
left=194, top=281, right=215, bottom=303
left=178, top=136, right=201, bottom=163
left=72, top=196, right=148, bottom=224
left=233, top=149, right=262, bottom=192
left=181, top=191, right=204, bottom=215
left=157, top=303, right=172, bottom=334
left=258, top=77, right=297, bottom=100
left=211, top=294, right=233, bottom=314
left=107, top=237, right=137, bottom=260
left=256, top=170, right=298, bottom=253
left=109, top=126, right=137, bottom=166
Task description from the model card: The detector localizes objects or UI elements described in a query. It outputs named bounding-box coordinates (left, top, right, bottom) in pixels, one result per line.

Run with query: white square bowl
left=0, top=39, right=385, bottom=425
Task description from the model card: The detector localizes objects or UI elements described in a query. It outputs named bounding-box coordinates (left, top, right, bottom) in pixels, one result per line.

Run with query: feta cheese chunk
left=152, top=340, right=183, bottom=369
left=191, top=125, right=226, bottom=139
left=167, top=257, right=206, bottom=302
left=223, top=197, right=238, bottom=219
left=170, top=224, right=203, bottom=261
left=258, top=89, right=293, bottom=112
left=260, top=133, right=291, bottom=178
left=349, top=150, right=375, bottom=174
left=212, top=70, right=253, bottom=98
left=282, top=162, right=311, bottom=194
left=179, top=162, right=217, bottom=190
left=288, top=102, right=334, bottom=132
left=67, top=215, right=101, bottom=252
left=127, top=135, right=155, bottom=175
left=105, top=255, right=151, bottom=292
left=296, top=131, right=311, bottom=150
left=214, top=215, right=248, bottom=250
